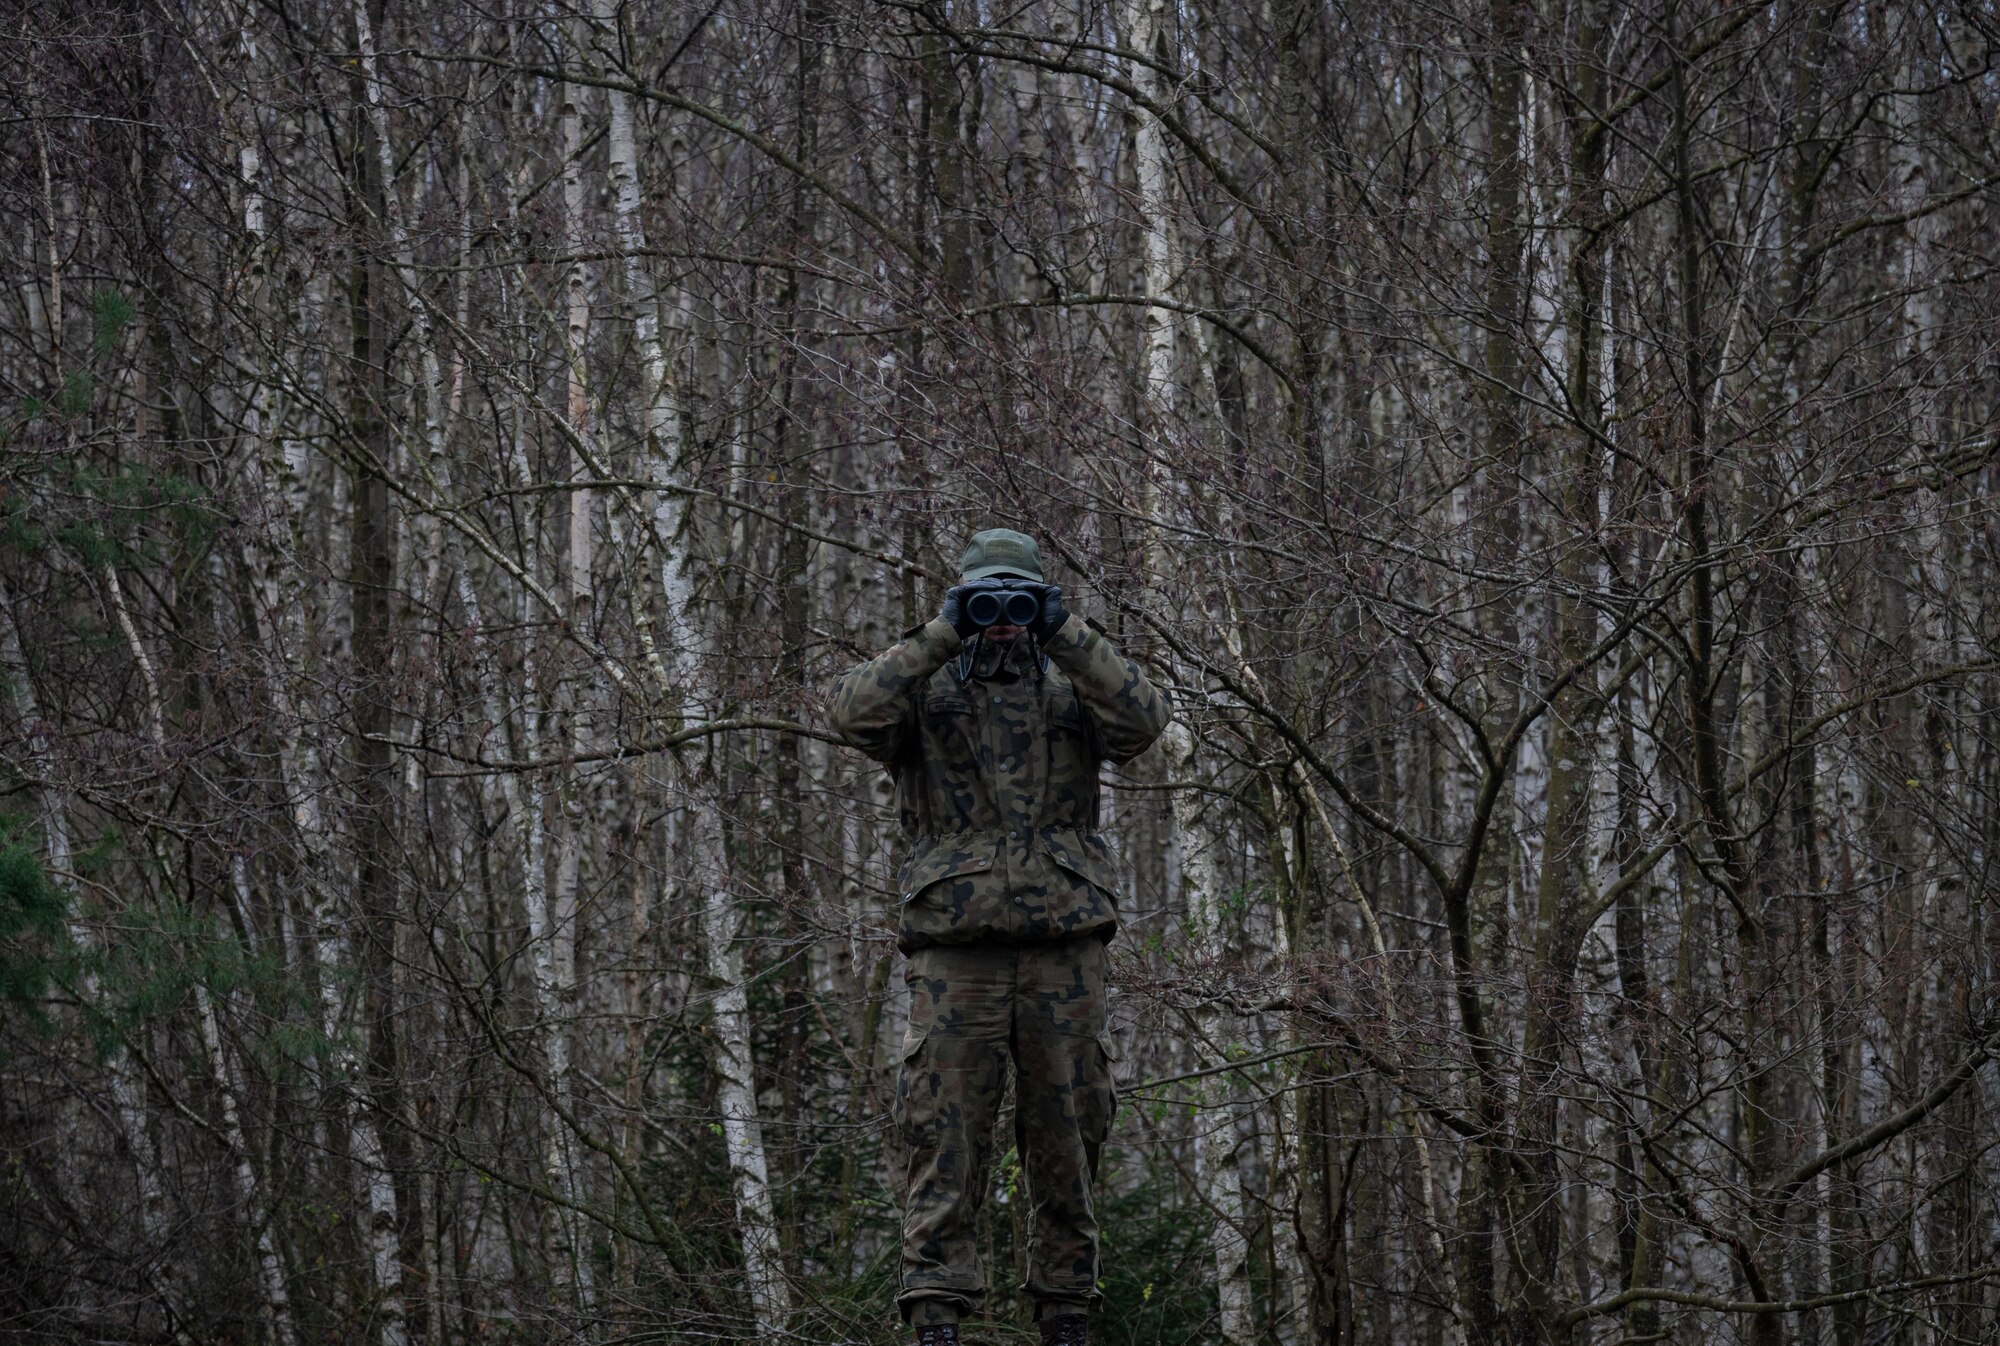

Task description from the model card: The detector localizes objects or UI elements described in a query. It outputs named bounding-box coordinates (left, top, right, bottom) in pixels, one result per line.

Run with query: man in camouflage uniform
left=830, top=529, right=1170, bottom=1346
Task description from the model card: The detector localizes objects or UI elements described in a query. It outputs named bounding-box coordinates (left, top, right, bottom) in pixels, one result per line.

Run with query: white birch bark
left=238, top=439, right=407, bottom=1340
left=243, top=460, right=407, bottom=1346
left=346, top=11, right=639, bottom=1329
left=0, top=575, right=183, bottom=1326
left=701, top=888, right=791, bottom=1332
left=1173, top=719, right=1257, bottom=1346
left=254, top=11, right=427, bottom=1341
left=195, top=979, right=299, bottom=1346
left=336, top=36, right=597, bottom=1322
left=1888, top=25, right=1949, bottom=1315
left=212, top=59, right=384, bottom=1346
left=598, top=17, right=790, bottom=1325
left=504, top=55, right=599, bottom=1320
left=617, top=784, right=652, bottom=1294
left=1122, top=0, right=1255, bottom=1338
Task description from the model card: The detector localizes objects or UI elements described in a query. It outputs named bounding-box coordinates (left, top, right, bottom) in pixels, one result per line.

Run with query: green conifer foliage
left=0, top=818, right=67, bottom=1036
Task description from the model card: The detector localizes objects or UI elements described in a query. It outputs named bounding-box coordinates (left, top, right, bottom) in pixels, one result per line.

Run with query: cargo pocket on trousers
left=898, top=1022, right=936, bottom=1150
left=1096, top=1029, right=1122, bottom=1124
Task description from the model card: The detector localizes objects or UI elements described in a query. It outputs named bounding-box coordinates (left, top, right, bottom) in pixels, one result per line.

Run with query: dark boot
left=914, top=1325, right=960, bottom=1346
left=1038, top=1314, right=1088, bottom=1346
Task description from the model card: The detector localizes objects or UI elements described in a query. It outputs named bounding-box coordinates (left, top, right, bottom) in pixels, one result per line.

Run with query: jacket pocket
left=1040, top=828, right=1122, bottom=901
left=917, top=689, right=987, bottom=823
left=1048, top=690, right=1087, bottom=735
left=1045, top=690, right=1097, bottom=801
left=924, top=690, right=974, bottom=718
left=898, top=837, right=998, bottom=905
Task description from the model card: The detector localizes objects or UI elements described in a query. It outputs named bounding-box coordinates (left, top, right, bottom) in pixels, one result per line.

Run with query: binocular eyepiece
left=963, top=582, right=1042, bottom=629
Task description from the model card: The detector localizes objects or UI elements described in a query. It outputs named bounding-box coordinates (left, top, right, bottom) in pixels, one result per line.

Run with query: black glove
left=940, top=584, right=981, bottom=639
left=1031, top=583, right=1068, bottom=643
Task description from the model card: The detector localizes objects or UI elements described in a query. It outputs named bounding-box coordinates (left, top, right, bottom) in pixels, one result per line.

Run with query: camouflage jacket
left=829, top=614, right=1171, bottom=951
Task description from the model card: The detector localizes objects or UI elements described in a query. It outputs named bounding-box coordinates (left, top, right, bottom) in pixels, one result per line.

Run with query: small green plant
left=58, top=369, right=93, bottom=418
left=0, top=816, right=70, bottom=1035
left=92, top=288, right=134, bottom=355
left=1095, top=1160, right=1219, bottom=1346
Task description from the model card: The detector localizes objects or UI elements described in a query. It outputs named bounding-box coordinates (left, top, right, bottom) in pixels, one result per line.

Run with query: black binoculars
left=963, top=582, right=1042, bottom=629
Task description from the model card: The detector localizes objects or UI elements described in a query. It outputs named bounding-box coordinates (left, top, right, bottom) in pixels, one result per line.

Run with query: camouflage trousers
left=896, top=937, right=1119, bottom=1326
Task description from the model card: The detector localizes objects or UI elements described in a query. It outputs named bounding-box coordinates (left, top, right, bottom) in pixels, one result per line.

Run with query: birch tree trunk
left=239, top=399, right=408, bottom=1343
left=514, top=52, right=601, bottom=1322
left=701, top=887, right=792, bottom=1333
left=0, top=576, right=184, bottom=1337
left=1122, top=0, right=1256, bottom=1338
left=344, top=14, right=607, bottom=1326
left=195, top=978, right=299, bottom=1346
left=598, top=23, right=790, bottom=1325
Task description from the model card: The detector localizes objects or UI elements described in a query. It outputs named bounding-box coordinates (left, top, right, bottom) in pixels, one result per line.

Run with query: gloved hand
left=940, top=584, right=981, bottom=639
left=1031, top=583, right=1068, bottom=643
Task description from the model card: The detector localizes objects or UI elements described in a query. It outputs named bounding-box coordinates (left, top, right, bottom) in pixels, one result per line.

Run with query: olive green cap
left=959, top=528, right=1045, bottom=582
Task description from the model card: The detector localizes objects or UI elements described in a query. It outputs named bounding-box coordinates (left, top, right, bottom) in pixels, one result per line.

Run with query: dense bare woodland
left=4, top=0, right=2000, bottom=1342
